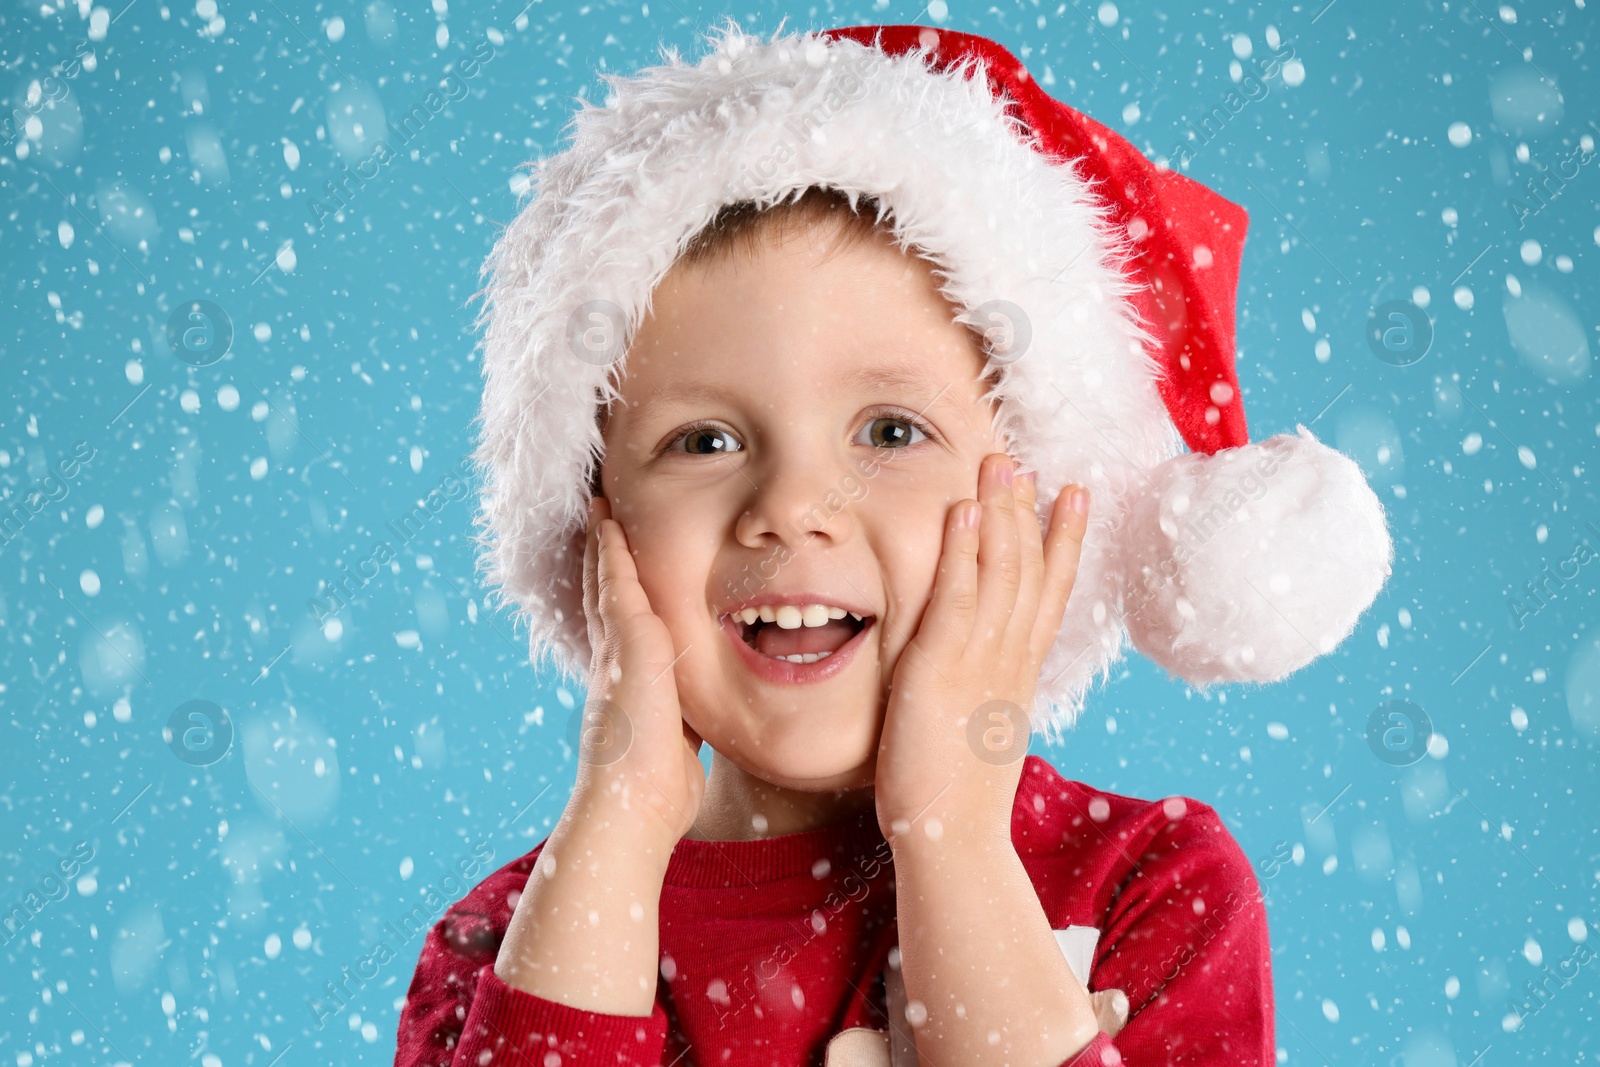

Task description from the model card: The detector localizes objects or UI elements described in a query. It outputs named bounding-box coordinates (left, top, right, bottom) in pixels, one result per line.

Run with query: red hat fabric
left=823, top=25, right=1252, bottom=457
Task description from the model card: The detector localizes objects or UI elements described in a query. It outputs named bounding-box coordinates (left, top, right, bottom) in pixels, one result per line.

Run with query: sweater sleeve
left=449, top=967, right=669, bottom=1067
left=393, top=864, right=671, bottom=1067
left=1078, top=799, right=1277, bottom=1066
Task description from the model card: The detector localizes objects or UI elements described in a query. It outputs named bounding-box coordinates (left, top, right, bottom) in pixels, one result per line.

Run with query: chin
left=715, top=726, right=879, bottom=793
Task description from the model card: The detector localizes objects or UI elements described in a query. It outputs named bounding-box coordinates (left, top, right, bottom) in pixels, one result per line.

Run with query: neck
left=684, top=749, right=876, bottom=842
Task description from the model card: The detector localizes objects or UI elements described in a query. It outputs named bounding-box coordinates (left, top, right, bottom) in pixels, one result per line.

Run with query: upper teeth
left=732, top=604, right=865, bottom=629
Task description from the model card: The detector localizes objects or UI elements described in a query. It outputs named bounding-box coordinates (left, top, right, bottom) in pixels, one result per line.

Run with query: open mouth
left=728, top=611, right=874, bottom=665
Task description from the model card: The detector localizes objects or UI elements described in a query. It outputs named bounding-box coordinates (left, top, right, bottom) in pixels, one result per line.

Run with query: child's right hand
left=573, top=496, right=707, bottom=847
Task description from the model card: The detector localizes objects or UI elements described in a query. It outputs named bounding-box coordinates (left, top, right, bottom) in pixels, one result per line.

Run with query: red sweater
left=394, top=755, right=1275, bottom=1066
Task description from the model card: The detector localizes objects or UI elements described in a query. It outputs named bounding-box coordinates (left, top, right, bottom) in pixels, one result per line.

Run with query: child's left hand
left=874, top=452, right=1090, bottom=850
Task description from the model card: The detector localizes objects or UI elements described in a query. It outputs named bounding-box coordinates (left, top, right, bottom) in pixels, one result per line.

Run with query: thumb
left=1089, top=988, right=1130, bottom=1037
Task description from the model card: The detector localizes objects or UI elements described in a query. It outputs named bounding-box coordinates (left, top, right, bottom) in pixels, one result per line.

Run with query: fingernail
left=1070, top=488, right=1089, bottom=515
left=962, top=502, right=982, bottom=529
left=1018, top=469, right=1036, bottom=493
left=998, top=460, right=1014, bottom=488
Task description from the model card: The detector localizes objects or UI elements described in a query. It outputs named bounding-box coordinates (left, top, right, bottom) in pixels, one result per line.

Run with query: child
left=395, top=21, right=1393, bottom=1067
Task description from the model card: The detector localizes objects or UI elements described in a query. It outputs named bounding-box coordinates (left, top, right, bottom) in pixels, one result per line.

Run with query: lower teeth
left=774, top=650, right=833, bottom=664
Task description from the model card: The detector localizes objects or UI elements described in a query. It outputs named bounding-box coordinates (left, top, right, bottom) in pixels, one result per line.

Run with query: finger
left=583, top=496, right=610, bottom=662
left=681, top=718, right=707, bottom=785
left=1005, top=466, right=1046, bottom=653
left=683, top=718, right=705, bottom=756
left=1029, top=484, right=1090, bottom=666
left=972, top=454, right=1023, bottom=648
left=919, top=496, right=982, bottom=658
left=1089, top=988, right=1130, bottom=1037
left=598, top=516, right=681, bottom=681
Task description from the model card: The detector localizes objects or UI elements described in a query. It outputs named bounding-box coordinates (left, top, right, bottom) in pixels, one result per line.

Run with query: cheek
left=621, top=513, right=715, bottom=625
left=868, top=487, right=956, bottom=631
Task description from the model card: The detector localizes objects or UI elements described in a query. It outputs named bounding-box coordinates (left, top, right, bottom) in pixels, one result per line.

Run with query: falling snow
left=4, top=2, right=1596, bottom=1066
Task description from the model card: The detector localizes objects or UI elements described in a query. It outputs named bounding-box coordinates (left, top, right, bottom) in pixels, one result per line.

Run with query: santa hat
left=468, top=19, right=1394, bottom=740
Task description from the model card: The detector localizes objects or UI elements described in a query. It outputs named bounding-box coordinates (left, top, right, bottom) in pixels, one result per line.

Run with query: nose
left=732, top=450, right=863, bottom=552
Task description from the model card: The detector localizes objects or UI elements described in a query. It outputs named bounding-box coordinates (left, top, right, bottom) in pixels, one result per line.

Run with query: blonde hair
left=678, top=185, right=895, bottom=268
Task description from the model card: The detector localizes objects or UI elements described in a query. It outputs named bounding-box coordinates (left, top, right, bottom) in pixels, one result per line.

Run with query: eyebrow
left=631, top=363, right=960, bottom=422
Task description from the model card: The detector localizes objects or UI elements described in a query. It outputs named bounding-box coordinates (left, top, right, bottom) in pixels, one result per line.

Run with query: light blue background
left=2, top=0, right=1596, bottom=1064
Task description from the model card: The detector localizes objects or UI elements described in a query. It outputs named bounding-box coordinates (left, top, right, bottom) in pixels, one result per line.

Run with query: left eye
left=855, top=414, right=929, bottom=449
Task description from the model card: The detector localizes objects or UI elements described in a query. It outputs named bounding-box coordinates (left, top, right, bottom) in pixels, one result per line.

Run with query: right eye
left=663, top=422, right=741, bottom=456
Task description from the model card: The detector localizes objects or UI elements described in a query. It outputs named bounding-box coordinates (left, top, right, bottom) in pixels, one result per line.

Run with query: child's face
left=598, top=221, right=1006, bottom=793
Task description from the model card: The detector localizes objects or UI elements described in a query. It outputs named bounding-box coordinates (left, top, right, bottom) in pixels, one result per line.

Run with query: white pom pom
left=1117, top=424, right=1393, bottom=686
